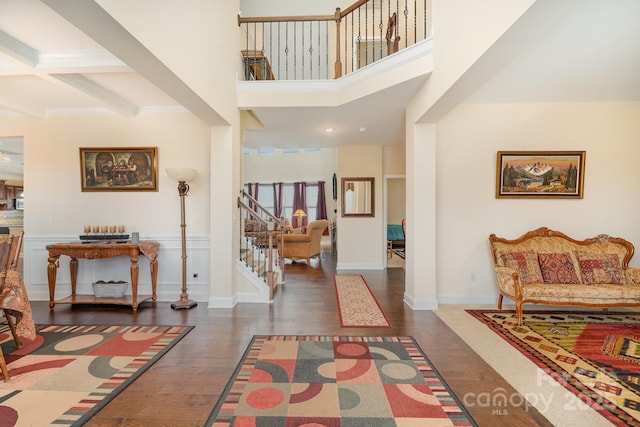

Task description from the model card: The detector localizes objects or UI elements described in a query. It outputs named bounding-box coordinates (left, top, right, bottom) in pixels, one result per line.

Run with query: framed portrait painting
left=496, top=151, right=585, bottom=198
left=80, top=147, right=158, bottom=192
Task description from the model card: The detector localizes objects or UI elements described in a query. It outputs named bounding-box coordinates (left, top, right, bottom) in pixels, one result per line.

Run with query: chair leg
left=4, top=310, right=21, bottom=348
left=516, top=302, right=523, bottom=326
left=0, top=346, right=8, bottom=381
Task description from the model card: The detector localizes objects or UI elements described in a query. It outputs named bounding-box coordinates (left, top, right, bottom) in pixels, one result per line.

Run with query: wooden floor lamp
left=166, top=168, right=197, bottom=310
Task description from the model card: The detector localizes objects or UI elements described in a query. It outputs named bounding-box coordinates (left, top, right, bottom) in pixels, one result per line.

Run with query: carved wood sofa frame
left=489, top=227, right=640, bottom=325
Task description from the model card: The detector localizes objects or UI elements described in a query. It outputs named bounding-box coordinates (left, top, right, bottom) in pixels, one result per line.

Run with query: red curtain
left=273, top=182, right=284, bottom=217
left=317, top=181, right=329, bottom=235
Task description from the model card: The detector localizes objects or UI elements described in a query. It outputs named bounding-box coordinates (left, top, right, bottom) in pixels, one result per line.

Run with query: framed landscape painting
left=496, top=151, right=585, bottom=198
left=80, top=147, right=158, bottom=192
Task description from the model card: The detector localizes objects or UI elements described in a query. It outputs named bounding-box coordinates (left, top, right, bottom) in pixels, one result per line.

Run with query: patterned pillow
left=537, top=252, right=581, bottom=284
left=575, top=251, right=625, bottom=285
left=499, top=250, right=543, bottom=284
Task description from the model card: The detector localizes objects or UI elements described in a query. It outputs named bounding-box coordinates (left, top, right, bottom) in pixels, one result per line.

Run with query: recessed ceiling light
left=359, top=127, right=367, bottom=132
left=325, top=128, right=334, bottom=133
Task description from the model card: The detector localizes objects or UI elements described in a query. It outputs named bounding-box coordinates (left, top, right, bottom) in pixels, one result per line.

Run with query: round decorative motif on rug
left=245, top=387, right=285, bottom=409
left=54, top=334, right=104, bottom=352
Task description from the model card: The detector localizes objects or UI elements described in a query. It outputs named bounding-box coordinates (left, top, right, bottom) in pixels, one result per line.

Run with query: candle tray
left=79, top=234, right=130, bottom=243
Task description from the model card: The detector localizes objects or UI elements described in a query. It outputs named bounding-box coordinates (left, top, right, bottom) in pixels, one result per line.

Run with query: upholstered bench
left=387, top=223, right=405, bottom=257
left=489, top=227, right=640, bottom=325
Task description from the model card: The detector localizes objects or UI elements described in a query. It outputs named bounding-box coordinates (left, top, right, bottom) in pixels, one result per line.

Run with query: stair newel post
left=334, top=7, right=342, bottom=78
left=279, top=217, right=285, bottom=282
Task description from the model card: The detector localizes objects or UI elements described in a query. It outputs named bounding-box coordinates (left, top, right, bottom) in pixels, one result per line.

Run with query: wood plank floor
left=30, top=250, right=552, bottom=427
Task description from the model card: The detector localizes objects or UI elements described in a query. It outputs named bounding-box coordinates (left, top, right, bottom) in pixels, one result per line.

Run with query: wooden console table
left=46, top=241, right=160, bottom=312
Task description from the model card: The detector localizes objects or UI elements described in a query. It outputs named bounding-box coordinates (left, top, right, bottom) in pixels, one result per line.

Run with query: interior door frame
left=383, top=174, right=406, bottom=268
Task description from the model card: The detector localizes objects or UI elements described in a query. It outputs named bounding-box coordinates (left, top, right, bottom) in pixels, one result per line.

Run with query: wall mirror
left=341, top=177, right=374, bottom=217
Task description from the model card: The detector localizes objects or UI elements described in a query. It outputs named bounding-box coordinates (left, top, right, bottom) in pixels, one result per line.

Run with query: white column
left=404, top=122, right=438, bottom=309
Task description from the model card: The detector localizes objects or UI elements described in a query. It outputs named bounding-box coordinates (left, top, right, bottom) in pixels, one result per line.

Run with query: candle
left=101, top=225, right=108, bottom=233
left=109, top=225, right=116, bottom=233
left=84, top=225, right=91, bottom=233
left=118, top=225, right=125, bottom=233
left=93, top=225, right=100, bottom=233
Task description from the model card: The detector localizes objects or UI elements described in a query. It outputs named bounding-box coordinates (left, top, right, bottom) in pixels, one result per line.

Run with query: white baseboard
left=404, top=293, right=438, bottom=310
left=208, top=296, right=237, bottom=308
left=437, top=294, right=499, bottom=305
left=336, top=262, right=383, bottom=270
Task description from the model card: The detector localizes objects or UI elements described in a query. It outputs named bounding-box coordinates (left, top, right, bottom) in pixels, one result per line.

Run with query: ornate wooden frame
left=79, top=147, right=158, bottom=192
left=496, top=151, right=585, bottom=198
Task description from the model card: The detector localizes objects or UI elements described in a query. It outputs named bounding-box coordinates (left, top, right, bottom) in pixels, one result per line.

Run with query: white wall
left=97, top=0, right=244, bottom=308
left=386, top=179, right=405, bottom=224
left=241, top=0, right=354, bottom=16
left=99, top=0, right=241, bottom=123
left=0, top=113, right=212, bottom=302
left=435, top=101, right=640, bottom=303
left=337, top=145, right=384, bottom=269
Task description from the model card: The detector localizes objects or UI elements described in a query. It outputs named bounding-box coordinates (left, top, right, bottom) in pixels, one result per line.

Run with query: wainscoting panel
left=23, top=235, right=211, bottom=303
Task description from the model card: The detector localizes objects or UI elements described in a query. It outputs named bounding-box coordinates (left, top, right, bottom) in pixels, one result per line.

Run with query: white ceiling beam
left=42, top=0, right=227, bottom=126
left=0, top=26, right=137, bottom=116
left=38, top=49, right=130, bottom=73
left=50, top=73, right=138, bottom=116
left=0, top=99, right=46, bottom=118
left=0, top=29, right=37, bottom=66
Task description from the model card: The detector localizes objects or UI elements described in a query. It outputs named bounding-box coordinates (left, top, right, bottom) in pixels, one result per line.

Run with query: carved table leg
left=130, top=253, right=139, bottom=312
left=47, top=255, right=60, bottom=309
left=70, top=257, right=78, bottom=296
left=150, top=258, right=158, bottom=302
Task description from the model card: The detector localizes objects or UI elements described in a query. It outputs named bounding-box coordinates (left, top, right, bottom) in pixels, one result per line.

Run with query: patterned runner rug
left=334, top=274, right=391, bottom=328
left=0, top=324, right=192, bottom=426
left=205, top=335, right=476, bottom=426
left=468, top=309, right=640, bottom=426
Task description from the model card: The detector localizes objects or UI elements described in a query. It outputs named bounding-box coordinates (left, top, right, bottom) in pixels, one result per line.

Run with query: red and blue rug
left=468, top=309, right=640, bottom=426
left=0, top=324, right=192, bottom=426
left=205, top=335, right=476, bottom=426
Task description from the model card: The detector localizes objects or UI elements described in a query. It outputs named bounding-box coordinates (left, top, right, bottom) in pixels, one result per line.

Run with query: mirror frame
left=341, top=177, right=375, bottom=217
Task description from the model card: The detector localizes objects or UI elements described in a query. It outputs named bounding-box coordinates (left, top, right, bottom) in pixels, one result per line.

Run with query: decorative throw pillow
left=537, top=252, right=581, bottom=284
left=499, top=250, right=543, bottom=284
left=575, top=251, right=625, bottom=285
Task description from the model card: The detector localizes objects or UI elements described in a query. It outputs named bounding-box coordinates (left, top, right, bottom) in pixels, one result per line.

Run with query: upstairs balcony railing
left=238, top=0, right=432, bottom=81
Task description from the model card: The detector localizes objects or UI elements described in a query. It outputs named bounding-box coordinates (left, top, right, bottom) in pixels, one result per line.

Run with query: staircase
left=237, top=190, right=285, bottom=301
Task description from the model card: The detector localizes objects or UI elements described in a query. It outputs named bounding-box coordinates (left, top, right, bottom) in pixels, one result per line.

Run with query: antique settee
left=489, top=227, right=640, bottom=325
left=279, top=219, right=328, bottom=265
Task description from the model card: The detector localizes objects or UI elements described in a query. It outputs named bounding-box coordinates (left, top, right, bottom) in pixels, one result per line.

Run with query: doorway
left=384, top=175, right=405, bottom=268
left=0, top=137, right=24, bottom=272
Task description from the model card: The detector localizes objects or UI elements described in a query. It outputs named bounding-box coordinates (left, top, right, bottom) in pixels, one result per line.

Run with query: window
left=245, top=182, right=320, bottom=221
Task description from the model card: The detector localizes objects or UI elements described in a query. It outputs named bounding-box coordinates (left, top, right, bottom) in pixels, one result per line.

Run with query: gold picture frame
left=80, top=147, right=158, bottom=192
left=496, top=151, right=585, bottom=198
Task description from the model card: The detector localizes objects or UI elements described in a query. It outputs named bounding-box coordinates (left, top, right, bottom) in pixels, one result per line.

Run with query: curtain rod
left=244, top=181, right=325, bottom=186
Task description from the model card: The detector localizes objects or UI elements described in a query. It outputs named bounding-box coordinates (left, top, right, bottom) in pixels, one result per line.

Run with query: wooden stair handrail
left=238, top=14, right=335, bottom=24
left=238, top=0, right=381, bottom=79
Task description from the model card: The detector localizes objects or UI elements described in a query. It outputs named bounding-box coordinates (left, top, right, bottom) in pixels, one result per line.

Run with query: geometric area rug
left=467, top=309, right=640, bottom=427
left=0, top=324, right=193, bottom=427
left=204, top=335, right=476, bottom=426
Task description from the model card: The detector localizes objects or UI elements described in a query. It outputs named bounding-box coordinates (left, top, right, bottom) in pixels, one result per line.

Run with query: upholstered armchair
left=279, top=219, right=328, bottom=264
